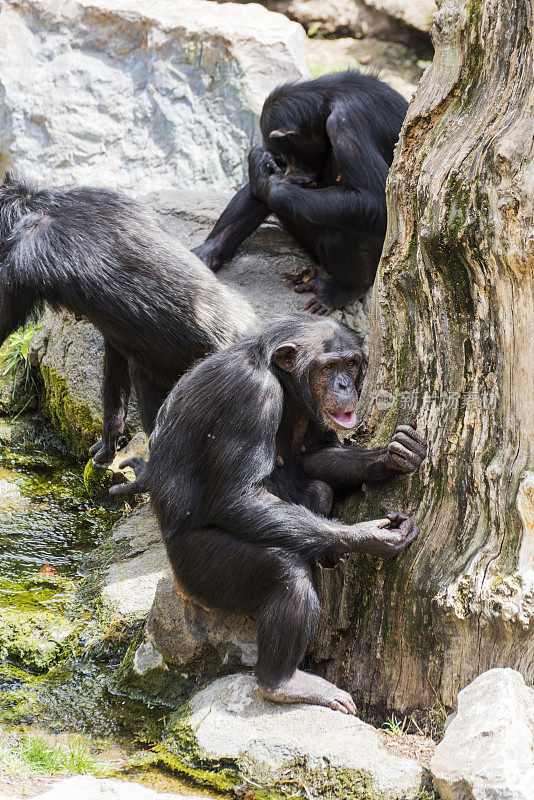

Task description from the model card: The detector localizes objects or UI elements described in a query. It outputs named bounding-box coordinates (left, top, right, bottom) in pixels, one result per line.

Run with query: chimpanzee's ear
left=269, top=129, right=299, bottom=139
left=273, top=342, right=298, bottom=372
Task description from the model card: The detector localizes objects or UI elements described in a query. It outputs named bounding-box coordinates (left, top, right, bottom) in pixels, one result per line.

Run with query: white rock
left=363, top=0, right=437, bottom=33
left=431, top=668, right=534, bottom=800
left=4, top=774, right=205, bottom=799
left=100, top=504, right=168, bottom=620
left=0, top=0, right=308, bottom=193
left=167, top=673, right=424, bottom=798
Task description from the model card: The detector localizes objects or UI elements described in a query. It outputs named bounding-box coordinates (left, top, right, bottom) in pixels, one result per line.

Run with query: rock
left=0, top=469, right=28, bottom=513
left=2, top=775, right=206, bottom=800
left=82, top=503, right=168, bottom=622
left=155, top=674, right=424, bottom=799
left=430, top=668, right=534, bottom=800
left=121, top=574, right=257, bottom=705
left=0, top=607, right=77, bottom=673
left=145, top=189, right=371, bottom=337
left=221, top=0, right=433, bottom=46
left=0, top=0, right=307, bottom=193
left=363, top=0, right=437, bottom=33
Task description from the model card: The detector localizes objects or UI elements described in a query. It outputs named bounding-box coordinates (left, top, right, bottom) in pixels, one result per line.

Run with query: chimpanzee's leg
left=130, top=366, right=170, bottom=434
left=89, top=340, right=131, bottom=464
left=301, top=479, right=334, bottom=517
left=193, top=186, right=269, bottom=271
left=165, top=526, right=355, bottom=713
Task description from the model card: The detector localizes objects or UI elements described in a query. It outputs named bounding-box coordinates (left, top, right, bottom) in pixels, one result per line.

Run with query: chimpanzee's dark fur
left=0, top=172, right=256, bottom=463
left=194, top=71, right=408, bottom=314
left=146, top=314, right=427, bottom=712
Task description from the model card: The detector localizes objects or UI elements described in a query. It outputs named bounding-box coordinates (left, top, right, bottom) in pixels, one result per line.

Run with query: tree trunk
left=312, top=0, right=534, bottom=717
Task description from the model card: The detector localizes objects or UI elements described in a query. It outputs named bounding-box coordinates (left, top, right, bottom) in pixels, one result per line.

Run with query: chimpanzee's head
left=272, top=317, right=367, bottom=432
left=260, top=87, right=329, bottom=185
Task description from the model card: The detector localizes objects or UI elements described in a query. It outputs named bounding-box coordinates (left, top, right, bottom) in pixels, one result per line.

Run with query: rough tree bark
left=312, top=0, right=534, bottom=716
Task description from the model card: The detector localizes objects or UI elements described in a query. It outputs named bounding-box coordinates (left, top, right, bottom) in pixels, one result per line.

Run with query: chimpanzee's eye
left=347, top=360, right=355, bottom=368
left=325, top=362, right=336, bottom=371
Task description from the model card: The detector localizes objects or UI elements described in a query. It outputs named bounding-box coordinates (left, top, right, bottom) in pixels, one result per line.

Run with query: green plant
left=11, top=734, right=109, bottom=776
left=382, top=714, right=408, bottom=736
left=1, top=324, right=41, bottom=395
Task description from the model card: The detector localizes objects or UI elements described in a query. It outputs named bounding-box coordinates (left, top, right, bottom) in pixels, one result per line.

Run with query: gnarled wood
left=313, top=0, right=534, bottom=715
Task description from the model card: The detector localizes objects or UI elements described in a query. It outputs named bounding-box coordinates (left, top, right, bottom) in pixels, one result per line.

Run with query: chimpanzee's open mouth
left=326, top=410, right=357, bottom=429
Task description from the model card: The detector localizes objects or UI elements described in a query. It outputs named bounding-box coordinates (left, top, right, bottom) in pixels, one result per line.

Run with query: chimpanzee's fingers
left=109, top=479, right=146, bottom=497
left=387, top=512, right=406, bottom=527
left=388, top=441, right=417, bottom=464
left=391, top=432, right=427, bottom=459
left=89, top=440, right=103, bottom=456
left=400, top=518, right=420, bottom=543
left=118, top=457, right=147, bottom=474
left=304, top=298, right=331, bottom=315
left=387, top=453, right=412, bottom=472
left=395, top=425, right=427, bottom=446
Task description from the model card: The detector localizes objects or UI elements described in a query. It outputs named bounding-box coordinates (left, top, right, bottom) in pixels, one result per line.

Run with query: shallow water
left=0, top=443, right=110, bottom=584
left=0, top=428, right=215, bottom=795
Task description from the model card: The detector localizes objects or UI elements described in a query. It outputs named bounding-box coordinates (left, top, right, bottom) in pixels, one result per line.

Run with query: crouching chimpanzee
left=145, top=314, right=427, bottom=713
left=194, top=71, right=408, bottom=315
left=0, top=172, right=257, bottom=467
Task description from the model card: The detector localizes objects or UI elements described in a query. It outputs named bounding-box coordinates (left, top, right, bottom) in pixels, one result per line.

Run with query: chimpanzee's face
left=264, top=131, right=329, bottom=187
left=308, top=349, right=363, bottom=431
left=273, top=325, right=366, bottom=432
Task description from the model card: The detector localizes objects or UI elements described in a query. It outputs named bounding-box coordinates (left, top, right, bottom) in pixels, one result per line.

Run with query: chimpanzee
left=194, top=71, right=408, bottom=315
left=145, top=314, right=427, bottom=713
left=0, top=172, right=257, bottom=463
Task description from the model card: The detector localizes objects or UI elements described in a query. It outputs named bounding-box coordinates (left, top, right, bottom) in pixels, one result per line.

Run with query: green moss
left=39, top=364, right=101, bottom=456
left=83, top=458, right=115, bottom=495
left=0, top=607, right=78, bottom=673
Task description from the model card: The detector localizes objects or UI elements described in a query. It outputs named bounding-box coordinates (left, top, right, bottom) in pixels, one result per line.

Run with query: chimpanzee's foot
left=295, top=277, right=361, bottom=315
left=259, top=669, right=356, bottom=714
left=89, top=439, right=116, bottom=465
left=192, top=241, right=224, bottom=272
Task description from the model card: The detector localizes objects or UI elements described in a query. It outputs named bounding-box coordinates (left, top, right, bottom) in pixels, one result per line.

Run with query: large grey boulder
left=431, top=668, right=534, bottom=800
left=363, top=0, right=436, bottom=33
left=221, top=0, right=434, bottom=42
left=159, top=674, right=424, bottom=799
left=0, top=0, right=308, bottom=193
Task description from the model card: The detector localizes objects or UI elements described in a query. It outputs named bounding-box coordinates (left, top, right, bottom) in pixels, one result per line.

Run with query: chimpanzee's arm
left=89, top=340, right=131, bottom=464
left=220, top=490, right=419, bottom=561
left=193, top=185, right=270, bottom=271
left=302, top=425, right=427, bottom=492
left=265, top=182, right=386, bottom=234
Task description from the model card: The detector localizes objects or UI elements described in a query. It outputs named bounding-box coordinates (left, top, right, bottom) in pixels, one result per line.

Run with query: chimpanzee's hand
left=248, top=145, right=283, bottom=202
left=384, top=424, right=427, bottom=475
left=360, top=513, right=420, bottom=558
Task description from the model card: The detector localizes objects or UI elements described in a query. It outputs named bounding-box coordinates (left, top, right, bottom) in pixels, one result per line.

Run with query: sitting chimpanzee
left=145, top=314, right=427, bottom=713
left=0, top=172, right=257, bottom=466
left=194, top=71, right=408, bottom=315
